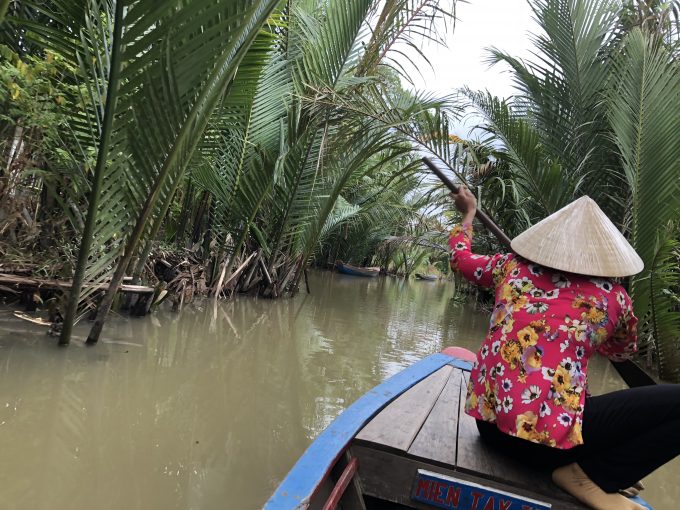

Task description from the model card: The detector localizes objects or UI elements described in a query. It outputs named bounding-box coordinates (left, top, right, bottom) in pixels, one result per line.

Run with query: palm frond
left=607, top=28, right=680, bottom=380
left=357, top=0, right=457, bottom=81
left=647, top=224, right=680, bottom=382
left=465, top=89, right=579, bottom=220
left=486, top=0, right=622, bottom=210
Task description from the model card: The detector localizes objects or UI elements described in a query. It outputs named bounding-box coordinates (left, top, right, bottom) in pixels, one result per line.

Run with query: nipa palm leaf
left=607, top=28, right=680, bottom=379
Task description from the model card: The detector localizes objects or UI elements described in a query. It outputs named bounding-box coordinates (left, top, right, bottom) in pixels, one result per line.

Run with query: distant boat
left=415, top=273, right=437, bottom=281
left=336, top=261, right=380, bottom=277
left=264, top=347, right=654, bottom=510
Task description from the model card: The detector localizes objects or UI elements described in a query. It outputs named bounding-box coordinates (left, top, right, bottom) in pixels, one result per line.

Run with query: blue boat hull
left=415, top=273, right=437, bottom=281
left=336, top=262, right=379, bottom=277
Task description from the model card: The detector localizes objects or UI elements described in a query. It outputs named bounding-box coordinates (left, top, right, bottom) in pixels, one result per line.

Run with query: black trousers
left=476, top=384, right=680, bottom=493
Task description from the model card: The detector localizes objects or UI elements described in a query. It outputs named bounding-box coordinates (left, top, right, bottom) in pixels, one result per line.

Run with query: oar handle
left=422, top=157, right=513, bottom=249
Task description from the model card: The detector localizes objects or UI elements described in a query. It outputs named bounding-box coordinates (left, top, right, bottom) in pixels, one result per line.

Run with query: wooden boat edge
left=264, top=353, right=472, bottom=509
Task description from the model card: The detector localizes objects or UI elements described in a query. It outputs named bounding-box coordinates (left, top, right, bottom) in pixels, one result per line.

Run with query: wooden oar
left=421, top=157, right=512, bottom=248
left=423, top=156, right=656, bottom=387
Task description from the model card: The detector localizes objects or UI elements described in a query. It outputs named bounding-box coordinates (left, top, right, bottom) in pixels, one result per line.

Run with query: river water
left=0, top=270, right=677, bottom=509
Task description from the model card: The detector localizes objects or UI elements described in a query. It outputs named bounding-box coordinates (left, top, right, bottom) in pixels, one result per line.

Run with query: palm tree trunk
left=59, top=1, right=125, bottom=345
left=131, top=174, right=188, bottom=282
left=202, top=198, right=215, bottom=259
left=192, top=190, right=210, bottom=244
left=175, top=179, right=193, bottom=249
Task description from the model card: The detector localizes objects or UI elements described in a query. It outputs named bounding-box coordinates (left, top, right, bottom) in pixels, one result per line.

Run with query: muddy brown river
left=0, top=270, right=677, bottom=509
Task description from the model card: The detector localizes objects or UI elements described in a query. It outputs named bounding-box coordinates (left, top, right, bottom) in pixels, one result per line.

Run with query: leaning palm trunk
left=59, top=1, right=125, bottom=344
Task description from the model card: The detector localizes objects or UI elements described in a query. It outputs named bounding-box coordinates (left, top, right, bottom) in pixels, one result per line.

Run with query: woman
left=449, top=186, right=680, bottom=510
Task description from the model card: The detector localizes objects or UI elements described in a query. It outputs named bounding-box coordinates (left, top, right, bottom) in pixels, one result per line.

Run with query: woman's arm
left=449, top=186, right=510, bottom=289
left=598, top=288, right=638, bottom=361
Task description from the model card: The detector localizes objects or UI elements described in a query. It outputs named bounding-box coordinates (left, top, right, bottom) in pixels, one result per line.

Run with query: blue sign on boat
left=412, top=469, right=552, bottom=510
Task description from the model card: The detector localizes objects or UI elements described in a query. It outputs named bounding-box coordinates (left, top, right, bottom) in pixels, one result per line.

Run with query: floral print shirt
left=449, top=223, right=638, bottom=449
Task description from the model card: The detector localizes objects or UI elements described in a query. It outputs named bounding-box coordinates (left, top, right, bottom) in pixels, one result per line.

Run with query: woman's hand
left=452, top=186, right=477, bottom=223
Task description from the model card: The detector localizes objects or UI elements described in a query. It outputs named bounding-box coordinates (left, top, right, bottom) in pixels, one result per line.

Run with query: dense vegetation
left=1, top=0, right=679, bottom=380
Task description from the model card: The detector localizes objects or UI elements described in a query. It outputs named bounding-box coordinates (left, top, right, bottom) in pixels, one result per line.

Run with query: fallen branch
left=214, top=251, right=258, bottom=298
left=259, top=256, right=273, bottom=286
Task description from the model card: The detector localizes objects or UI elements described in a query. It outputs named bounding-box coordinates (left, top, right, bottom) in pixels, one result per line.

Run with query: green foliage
left=178, top=0, right=458, bottom=295
left=607, top=27, right=680, bottom=379
left=0, top=45, right=71, bottom=132
left=646, top=224, right=680, bottom=381
left=2, top=0, right=460, bottom=339
left=7, top=0, right=282, bottom=342
left=0, top=43, right=92, bottom=249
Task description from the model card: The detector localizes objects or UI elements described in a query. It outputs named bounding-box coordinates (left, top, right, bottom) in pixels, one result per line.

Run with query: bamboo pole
left=421, top=157, right=512, bottom=248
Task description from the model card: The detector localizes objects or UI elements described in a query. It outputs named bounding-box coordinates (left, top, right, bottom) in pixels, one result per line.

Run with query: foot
left=620, top=481, right=645, bottom=498
left=552, top=463, right=646, bottom=510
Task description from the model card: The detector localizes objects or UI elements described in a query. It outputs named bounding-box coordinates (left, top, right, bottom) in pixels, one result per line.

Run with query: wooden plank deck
left=356, top=366, right=453, bottom=451
left=352, top=363, right=588, bottom=509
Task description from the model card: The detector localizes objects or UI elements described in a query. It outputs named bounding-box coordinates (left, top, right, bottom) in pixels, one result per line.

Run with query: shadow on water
left=0, top=270, right=677, bottom=509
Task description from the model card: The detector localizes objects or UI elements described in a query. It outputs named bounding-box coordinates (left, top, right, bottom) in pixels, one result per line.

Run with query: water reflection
left=0, top=271, right=676, bottom=509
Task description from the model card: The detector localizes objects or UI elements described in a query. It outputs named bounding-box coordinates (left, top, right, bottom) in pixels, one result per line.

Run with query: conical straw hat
left=510, top=196, right=643, bottom=277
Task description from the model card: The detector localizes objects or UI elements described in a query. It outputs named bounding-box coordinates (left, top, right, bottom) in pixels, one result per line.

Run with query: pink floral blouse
left=449, top=223, right=638, bottom=449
